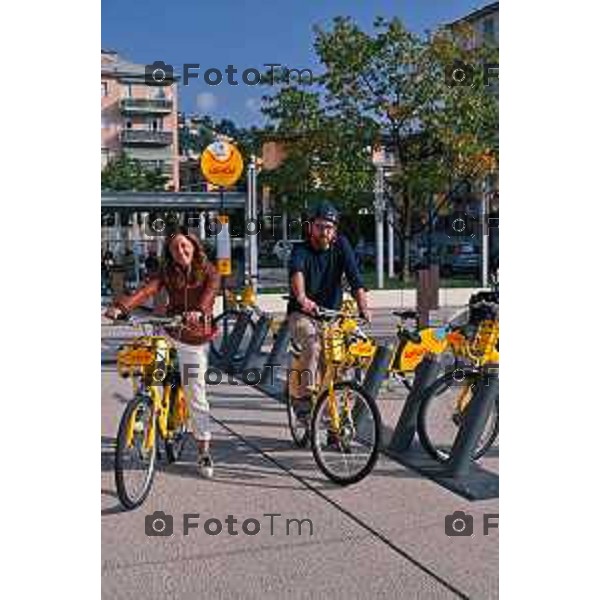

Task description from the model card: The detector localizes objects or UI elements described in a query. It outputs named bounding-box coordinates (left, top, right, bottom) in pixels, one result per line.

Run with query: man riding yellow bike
left=105, top=226, right=220, bottom=478
left=287, top=201, right=371, bottom=422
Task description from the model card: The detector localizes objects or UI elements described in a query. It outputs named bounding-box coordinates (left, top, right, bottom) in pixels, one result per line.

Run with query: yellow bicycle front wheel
left=311, top=381, right=381, bottom=485
left=114, top=395, right=158, bottom=510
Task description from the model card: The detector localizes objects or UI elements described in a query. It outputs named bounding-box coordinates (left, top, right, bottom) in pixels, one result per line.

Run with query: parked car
left=442, top=242, right=480, bottom=276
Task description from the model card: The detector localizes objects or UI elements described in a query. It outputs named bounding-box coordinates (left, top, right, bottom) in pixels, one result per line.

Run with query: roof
left=101, top=191, right=245, bottom=209
left=447, top=2, right=499, bottom=26
left=101, top=50, right=178, bottom=82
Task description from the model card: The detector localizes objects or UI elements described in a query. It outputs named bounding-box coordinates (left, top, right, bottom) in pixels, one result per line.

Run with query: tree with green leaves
left=259, top=84, right=378, bottom=243
left=314, top=16, right=498, bottom=279
left=101, top=154, right=169, bottom=191
left=261, top=15, right=498, bottom=278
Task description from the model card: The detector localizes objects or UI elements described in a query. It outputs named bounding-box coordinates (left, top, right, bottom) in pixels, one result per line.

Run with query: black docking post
left=388, top=354, right=442, bottom=453
left=445, top=366, right=499, bottom=478
left=240, top=314, right=272, bottom=373
left=221, top=312, right=253, bottom=372
left=259, top=318, right=291, bottom=396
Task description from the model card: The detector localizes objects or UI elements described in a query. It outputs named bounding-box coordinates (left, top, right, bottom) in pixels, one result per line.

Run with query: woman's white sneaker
left=198, top=453, right=214, bottom=479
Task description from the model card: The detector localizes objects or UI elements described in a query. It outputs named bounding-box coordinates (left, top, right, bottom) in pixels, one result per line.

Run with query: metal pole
left=375, top=164, right=385, bottom=289
left=387, top=210, right=395, bottom=278
left=114, top=210, right=122, bottom=257
left=199, top=211, right=206, bottom=241
left=481, top=178, right=489, bottom=287
left=218, top=186, right=229, bottom=317
left=282, top=206, right=288, bottom=242
left=245, top=166, right=251, bottom=284
left=249, top=155, right=259, bottom=293
left=282, top=202, right=289, bottom=270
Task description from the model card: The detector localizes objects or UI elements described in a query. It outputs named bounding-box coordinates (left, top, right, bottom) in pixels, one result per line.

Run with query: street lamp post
left=374, top=163, right=386, bottom=289
left=481, top=177, right=489, bottom=287
left=248, top=155, right=259, bottom=293
left=245, top=165, right=251, bottom=286
left=387, top=210, right=395, bottom=279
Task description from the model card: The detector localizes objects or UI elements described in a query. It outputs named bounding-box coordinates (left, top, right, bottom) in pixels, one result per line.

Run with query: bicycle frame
left=311, top=312, right=375, bottom=430
left=117, top=325, right=189, bottom=451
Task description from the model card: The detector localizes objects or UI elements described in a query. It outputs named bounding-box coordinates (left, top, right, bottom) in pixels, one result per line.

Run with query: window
left=483, top=18, right=496, bottom=43
left=123, top=83, right=132, bottom=98
left=126, top=119, right=132, bottom=129
left=149, top=118, right=163, bottom=131
left=101, top=82, right=108, bottom=96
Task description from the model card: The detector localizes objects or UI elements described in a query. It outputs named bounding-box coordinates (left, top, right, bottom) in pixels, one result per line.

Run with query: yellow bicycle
left=416, top=291, right=500, bottom=463
left=113, top=315, right=190, bottom=509
left=286, top=305, right=381, bottom=485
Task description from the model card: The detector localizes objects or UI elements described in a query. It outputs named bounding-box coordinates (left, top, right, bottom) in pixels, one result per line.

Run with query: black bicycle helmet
left=308, top=201, right=340, bottom=225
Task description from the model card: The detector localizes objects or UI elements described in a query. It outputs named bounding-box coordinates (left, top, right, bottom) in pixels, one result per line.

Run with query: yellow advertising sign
left=216, top=214, right=232, bottom=276
left=216, top=258, right=231, bottom=276
left=201, top=141, right=244, bottom=187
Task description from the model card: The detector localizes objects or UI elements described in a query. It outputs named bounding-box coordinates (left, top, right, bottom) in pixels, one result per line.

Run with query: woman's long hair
left=161, top=225, right=210, bottom=289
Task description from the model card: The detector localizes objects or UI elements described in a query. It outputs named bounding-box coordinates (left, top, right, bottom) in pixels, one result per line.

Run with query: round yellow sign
left=200, top=140, right=244, bottom=187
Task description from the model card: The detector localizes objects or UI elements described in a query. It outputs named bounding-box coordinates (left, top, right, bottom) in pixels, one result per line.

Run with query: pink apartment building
left=101, top=49, right=179, bottom=190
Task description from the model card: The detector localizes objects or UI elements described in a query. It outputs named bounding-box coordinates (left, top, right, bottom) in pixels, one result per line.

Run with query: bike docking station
left=210, top=310, right=283, bottom=393
left=213, top=313, right=395, bottom=411
left=212, top=312, right=499, bottom=501
left=384, top=354, right=499, bottom=501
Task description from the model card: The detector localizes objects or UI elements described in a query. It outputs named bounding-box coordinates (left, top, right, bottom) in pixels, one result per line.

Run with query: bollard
left=388, top=354, right=443, bottom=453
left=240, top=314, right=272, bottom=373
left=260, top=318, right=291, bottom=386
left=445, top=367, right=499, bottom=478
left=221, top=312, right=253, bottom=370
left=361, top=343, right=395, bottom=400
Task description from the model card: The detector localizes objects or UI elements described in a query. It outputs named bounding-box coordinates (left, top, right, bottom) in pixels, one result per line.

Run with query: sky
left=102, top=0, right=490, bottom=127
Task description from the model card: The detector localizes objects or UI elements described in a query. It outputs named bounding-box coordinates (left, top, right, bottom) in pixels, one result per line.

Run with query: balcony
left=120, top=98, right=173, bottom=114
left=120, top=129, right=173, bottom=146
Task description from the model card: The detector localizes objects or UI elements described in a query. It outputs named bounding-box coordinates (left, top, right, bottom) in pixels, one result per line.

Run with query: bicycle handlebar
left=282, top=295, right=368, bottom=324
left=107, top=315, right=184, bottom=328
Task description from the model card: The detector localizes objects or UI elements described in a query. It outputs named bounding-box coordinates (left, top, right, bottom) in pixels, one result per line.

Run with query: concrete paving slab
left=103, top=371, right=478, bottom=599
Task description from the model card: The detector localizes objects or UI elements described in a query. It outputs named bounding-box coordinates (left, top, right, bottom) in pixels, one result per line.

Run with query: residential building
left=101, top=49, right=179, bottom=190
left=447, top=2, right=499, bottom=48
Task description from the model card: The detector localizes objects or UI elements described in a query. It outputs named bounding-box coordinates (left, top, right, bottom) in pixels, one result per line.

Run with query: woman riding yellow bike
left=105, top=226, right=220, bottom=478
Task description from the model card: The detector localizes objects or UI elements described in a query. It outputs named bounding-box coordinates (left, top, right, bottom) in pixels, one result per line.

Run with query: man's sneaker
left=292, top=396, right=312, bottom=423
left=198, top=453, right=214, bottom=479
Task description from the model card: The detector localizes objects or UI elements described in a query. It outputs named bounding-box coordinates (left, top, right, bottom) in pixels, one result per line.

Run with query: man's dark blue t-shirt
left=287, top=235, right=364, bottom=314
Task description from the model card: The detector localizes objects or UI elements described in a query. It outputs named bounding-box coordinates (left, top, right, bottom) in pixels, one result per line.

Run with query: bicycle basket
left=323, top=326, right=346, bottom=364
left=469, top=320, right=499, bottom=361
left=117, top=340, right=154, bottom=377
